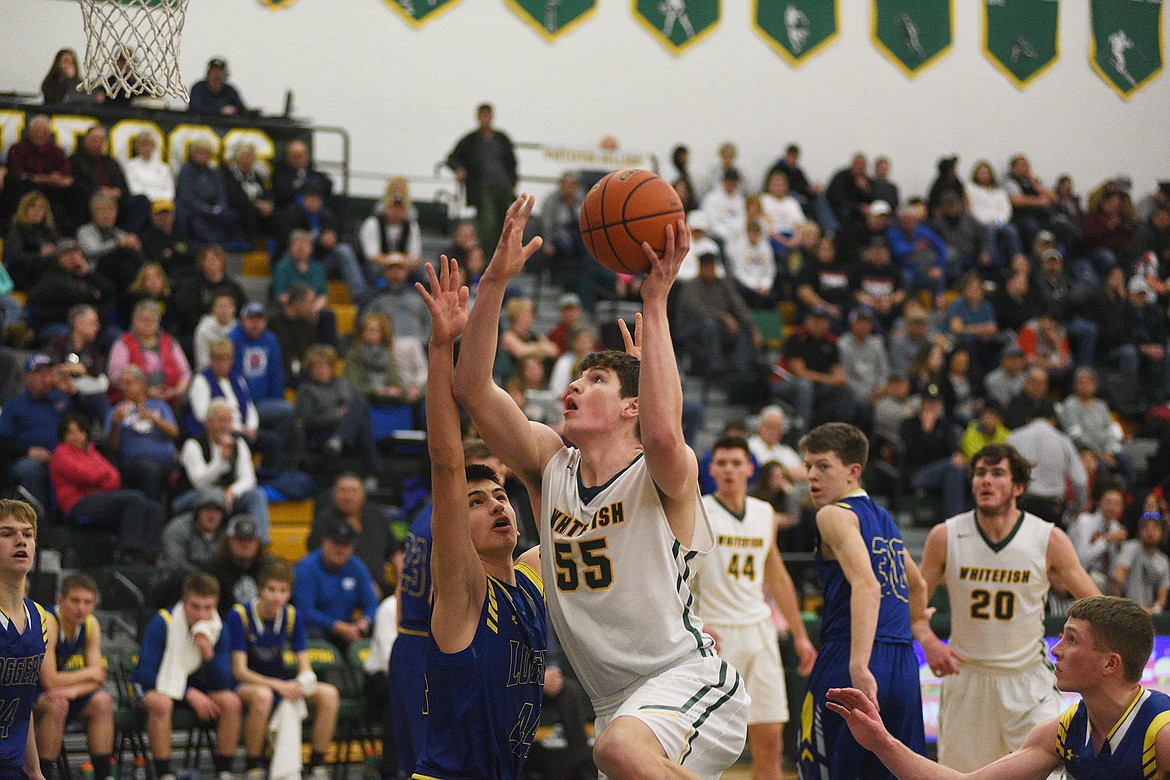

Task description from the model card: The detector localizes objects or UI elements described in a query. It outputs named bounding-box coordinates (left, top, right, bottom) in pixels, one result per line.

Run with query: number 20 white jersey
left=540, top=447, right=716, bottom=706
left=943, top=510, right=1053, bottom=672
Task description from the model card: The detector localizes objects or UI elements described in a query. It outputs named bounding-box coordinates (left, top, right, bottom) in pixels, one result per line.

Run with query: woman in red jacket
left=48, top=412, right=165, bottom=563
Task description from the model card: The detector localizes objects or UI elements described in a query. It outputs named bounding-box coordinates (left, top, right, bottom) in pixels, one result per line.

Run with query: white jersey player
left=915, top=443, right=1099, bottom=771
left=454, top=195, right=748, bottom=779
left=696, top=436, right=815, bottom=780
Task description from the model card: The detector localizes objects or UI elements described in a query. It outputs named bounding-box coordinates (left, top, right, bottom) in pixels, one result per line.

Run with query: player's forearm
left=849, top=581, right=881, bottom=671
left=870, top=730, right=963, bottom=780
left=426, top=342, right=462, bottom=469
left=637, top=296, right=684, bottom=449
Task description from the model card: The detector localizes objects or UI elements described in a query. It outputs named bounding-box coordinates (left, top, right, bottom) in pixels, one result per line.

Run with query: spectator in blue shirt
left=230, top=302, right=295, bottom=458
left=292, top=521, right=378, bottom=650
left=131, top=573, right=242, bottom=780
left=0, top=353, right=82, bottom=516
left=187, top=58, right=246, bottom=116
left=103, top=365, right=181, bottom=505
left=888, top=201, right=949, bottom=305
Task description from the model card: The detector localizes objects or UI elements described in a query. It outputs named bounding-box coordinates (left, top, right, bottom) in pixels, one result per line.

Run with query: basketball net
left=78, top=0, right=191, bottom=101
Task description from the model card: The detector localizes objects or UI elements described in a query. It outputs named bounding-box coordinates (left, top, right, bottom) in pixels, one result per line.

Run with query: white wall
left=4, top=0, right=1168, bottom=203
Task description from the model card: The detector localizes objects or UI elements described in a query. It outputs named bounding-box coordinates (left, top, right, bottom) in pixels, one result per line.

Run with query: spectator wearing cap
left=158, top=486, right=231, bottom=594
left=888, top=300, right=951, bottom=377
left=360, top=177, right=423, bottom=278
left=123, top=132, right=175, bottom=205
left=773, top=305, right=865, bottom=435
left=839, top=198, right=893, bottom=266
left=838, top=306, right=890, bottom=409
left=1032, top=246, right=1098, bottom=368
left=188, top=57, right=246, bottom=116
left=1122, top=274, right=1170, bottom=402
left=825, top=153, right=874, bottom=231
left=293, top=520, right=379, bottom=650
left=27, top=239, right=115, bottom=342
left=273, top=180, right=368, bottom=303
left=849, top=226, right=904, bottom=334
left=898, top=383, right=967, bottom=519
left=1111, top=512, right=1170, bottom=613
left=672, top=252, right=761, bottom=378
left=50, top=411, right=165, bottom=563
left=888, top=201, right=949, bottom=305
left=175, top=139, right=238, bottom=244
left=139, top=199, right=194, bottom=280
left=535, top=170, right=586, bottom=291
left=104, top=365, right=180, bottom=504
left=204, top=515, right=275, bottom=615
left=307, top=474, right=402, bottom=595
left=548, top=324, right=601, bottom=399
left=230, top=302, right=295, bottom=441
left=360, top=255, right=431, bottom=344
left=0, top=352, right=85, bottom=515
left=545, top=292, right=586, bottom=356
left=959, top=400, right=1010, bottom=458
left=272, top=140, right=334, bottom=212
left=984, top=343, right=1028, bottom=409
left=1008, top=399, right=1088, bottom=525
left=222, top=142, right=274, bottom=243
left=700, top=165, right=747, bottom=245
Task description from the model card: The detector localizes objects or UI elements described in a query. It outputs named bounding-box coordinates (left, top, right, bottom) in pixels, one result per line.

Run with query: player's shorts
left=66, top=690, right=96, bottom=723
left=938, top=660, right=1062, bottom=772
left=708, top=620, right=787, bottom=725
left=798, top=639, right=924, bottom=780
left=593, top=654, right=749, bottom=780
left=389, top=631, right=430, bottom=777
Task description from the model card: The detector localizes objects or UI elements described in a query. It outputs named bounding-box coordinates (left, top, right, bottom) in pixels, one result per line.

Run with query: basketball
left=579, top=169, right=686, bottom=275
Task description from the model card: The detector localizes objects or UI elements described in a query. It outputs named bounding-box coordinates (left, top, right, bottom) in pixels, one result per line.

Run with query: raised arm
left=419, top=257, right=488, bottom=653
left=452, top=195, right=564, bottom=490
left=817, top=504, right=881, bottom=706
left=637, top=220, right=700, bottom=504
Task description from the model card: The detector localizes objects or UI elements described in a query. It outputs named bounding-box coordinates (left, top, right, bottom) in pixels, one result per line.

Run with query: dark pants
left=120, top=455, right=182, bottom=505
left=68, top=489, right=165, bottom=558
left=305, top=397, right=380, bottom=477
left=1020, top=494, right=1067, bottom=528
left=474, top=185, right=515, bottom=252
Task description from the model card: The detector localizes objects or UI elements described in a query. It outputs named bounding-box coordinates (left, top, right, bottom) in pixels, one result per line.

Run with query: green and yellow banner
left=633, top=0, right=720, bottom=55
left=754, top=0, right=839, bottom=67
left=872, top=0, right=953, bottom=77
left=1090, top=0, right=1163, bottom=98
left=382, top=0, right=462, bottom=27
left=983, top=0, right=1060, bottom=88
left=505, top=0, right=597, bottom=40
left=255, top=0, right=298, bottom=8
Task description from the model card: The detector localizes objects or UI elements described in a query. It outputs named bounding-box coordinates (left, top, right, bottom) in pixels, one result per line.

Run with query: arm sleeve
left=292, top=563, right=334, bottom=631
left=206, top=631, right=233, bottom=689
left=358, top=217, right=380, bottom=260
left=359, top=563, right=380, bottom=622
left=228, top=438, right=257, bottom=495
left=290, top=607, right=307, bottom=653
left=226, top=607, right=247, bottom=655
left=132, top=614, right=167, bottom=690
left=188, top=374, right=211, bottom=422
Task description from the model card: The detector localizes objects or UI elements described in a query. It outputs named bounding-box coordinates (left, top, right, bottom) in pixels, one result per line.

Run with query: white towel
left=267, top=695, right=309, bottom=780
left=155, top=604, right=223, bottom=700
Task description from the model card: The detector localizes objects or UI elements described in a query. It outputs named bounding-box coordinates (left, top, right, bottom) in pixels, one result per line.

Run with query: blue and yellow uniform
left=1058, top=689, right=1170, bottom=779
left=0, top=598, right=49, bottom=779
left=798, top=490, right=925, bottom=780
left=391, top=504, right=434, bottom=776
left=412, top=563, right=548, bottom=780
left=226, top=601, right=307, bottom=681
left=45, top=609, right=99, bottom=722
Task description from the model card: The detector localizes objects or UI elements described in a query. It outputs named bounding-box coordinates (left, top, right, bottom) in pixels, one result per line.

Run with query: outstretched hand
left=416, top=256, right=469, bottom=345
left=483, top=195, right=543, bottom=282
left=639, top=218, right=690, bottom=302
left=825, top=687, right=889, bottom=753
left=618, top=312, right=642, bottom=360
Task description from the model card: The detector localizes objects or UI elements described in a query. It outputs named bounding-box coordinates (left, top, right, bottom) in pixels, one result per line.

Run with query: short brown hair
left=711, top=436, right=752, bottom=461
left=578, top=350, right=640, bottom=399
left=259, top=560, right=294, bottom=588
left=969, top=443, right=1032, bottom=489
left=799, top=423, right=869, bottom=469
left=60, top=573, right=97, bottom=599
left=0, top=499, right=38, bottom=534
left=182, top=572, right=220, bottom=599
left=1067, top=596, right=1153, bottom=682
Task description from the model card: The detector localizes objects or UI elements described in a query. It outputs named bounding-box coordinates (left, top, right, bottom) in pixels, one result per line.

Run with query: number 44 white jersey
left=697, top=495, right=774, bottom=627
left=943, top=510, right=1053, bottom=672
left=540, top=447, right=716, bottom=705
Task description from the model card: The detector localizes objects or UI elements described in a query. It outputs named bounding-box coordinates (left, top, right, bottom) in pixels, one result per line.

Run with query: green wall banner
left=983, top=0, right=1060, bottom=88
left=754, top=0, right=839, bottom=66
left=256, top=0, right=298, bottom=8
left=382, top=0, right=462, bottom=27
left=505, top=0, right=597, bottom=40
left=1090, top=0, right=1163, bottom=99
left=872, top=0, right=953, bottom=77
left=633, top=0, right=720, bottom=55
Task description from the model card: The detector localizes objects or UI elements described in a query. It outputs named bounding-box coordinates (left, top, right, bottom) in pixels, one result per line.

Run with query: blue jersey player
left=412, top=257, right=548, bottom=780
left=828, top=595, right=1170, bottom=780
left=390, top=499, right=433, bottom=776
left=0, top=499, right=48, bottom=780
left=797, top=423, right=928, bottom=780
